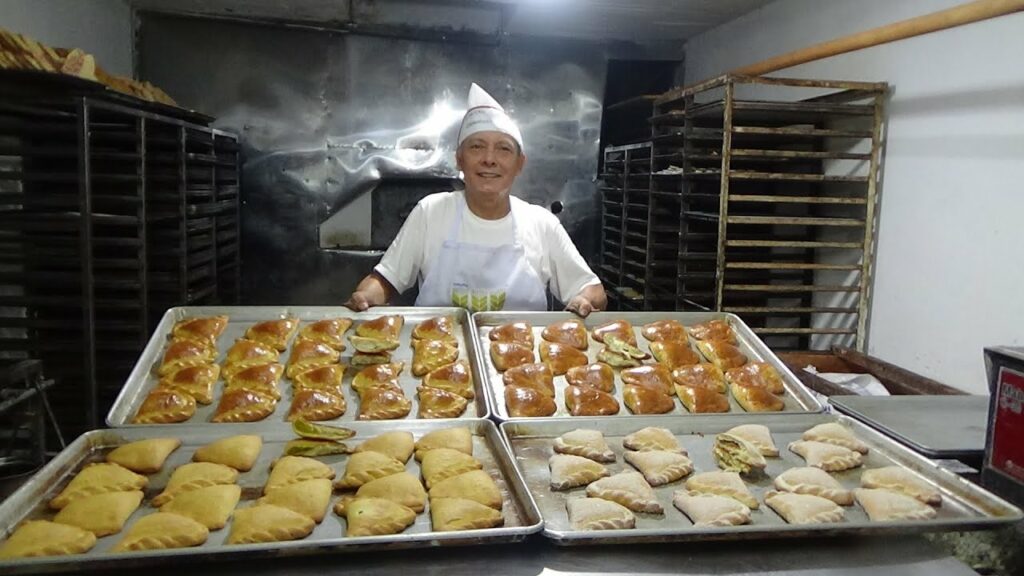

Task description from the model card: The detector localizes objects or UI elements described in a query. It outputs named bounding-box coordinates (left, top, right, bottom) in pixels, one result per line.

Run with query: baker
left=345, top=83, right=606, bottom=316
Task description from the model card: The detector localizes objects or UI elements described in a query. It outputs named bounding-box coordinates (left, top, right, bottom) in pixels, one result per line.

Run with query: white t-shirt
left=375, top=191, right=599, bottom=304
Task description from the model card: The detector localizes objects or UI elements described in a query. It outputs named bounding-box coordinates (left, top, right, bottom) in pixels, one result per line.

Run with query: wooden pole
left=731, top=0, right=1024, bottom=77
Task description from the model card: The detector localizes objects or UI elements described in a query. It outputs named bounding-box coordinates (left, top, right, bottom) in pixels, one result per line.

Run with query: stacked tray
left=107, top=306, right=488, bottom=426
left=501, top=414, right=1023, bottom=544
left=0, top=420, right=541, bottom=574
left=473, top=311, right=821, bottom=420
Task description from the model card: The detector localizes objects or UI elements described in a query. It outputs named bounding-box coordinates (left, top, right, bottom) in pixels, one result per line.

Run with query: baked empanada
left=620, top=365, right=673, bottom=395
left=640, top=319, right=687, bottom=343
left=765, top=490, right=845, bottom=525
left=159, top=484, right=242, bottom=530
left=726, top=362, right=785, bottom=394
left=341, top=498, right=416, bottom=537
left=623, top=427, right=684, bottom=454
left=429, top=469, right=502, bottom=510
left=623, top=385, right=675, bottom=415
left=673, top=490, right=751, bottom=527
left=414, top=426, right=473, bottom=460
left=539, top=341, right=589, bottom=376
left=224, top=362, right=284, bottom=399
left=356, top=431, right=415, bottom=463
left=774, top=466, right=854, bottom=506
left=193, top=435, right=263, bottom=472
left=244, top=317, right=300, bottom=351
left=420, top=448, right=483, bottom=488
left=157, top=338, right=217, bottom=376
left=355, top=315, right=404, bottom=340
left=158, top=364, right=220, bottom=405
left=356, top=384, right=412, bottom=421
left=292, top=364, right=345, bottom=395
left=351, top=362, right=405, bottom=394
left=595, top=347, right=641, bottom=368
left=565, top=385, right=620, bottom=416
left=106, top=438, right=181, bottom=474
left=344, top=472, right=427, bottom=513
left=257, top=478, right=332, bottom=522
left=541, top=319, right=588, bottom=350
left=604, top=334, right=650, bottom=361
left=412, top=315, right=457, bottom=343
left=211, top=388, right=277, bottom=423
left=417, top=385, right=469, bottom=418
left=349, top=335, right=401, bottom=353
left=422, top=360, right=475, bottom=399
left=488, top=322, right=534, bottom=347
left=687, top=319, right=736, bottom=344
left=696, top=340, right=747, bottom=371
left=650, top=340, right=700, bottom=369
left=411, top=339, right=459, bottom=377
left=788, top=440, right=863, bottom=472
left=350, top=351, right=393, bottom=366
left=111, top=512, right=209, bottom=552
left=0, top=520, right=95, bottom=558
left=49, top=463, right=148, bottom=510
left=265, top=455, right=335, bottom=492
left=802, top=422, right=870, bottom=454
left=591, top=320, right=636, bottom=345
left=855, top=488, right=938, bottom=522
left=502, top=363, right=555, bottom=396
left=227, top=504, right=315, bottom=544
left=288, top=388, right=346, bottom=421
left=286, top=339, right=341, bottom=379
left=430, top=497, right=504, bottom=532
left=730, top=381, right=784, bottom=413
left=171, top=315, right=229, bottom=345
left=53, top=490, right=144, bottom=537
left=623, top=450, right=694, bottom=486
left=335, top=451, right=405, bottom=490
left=222, top=339, right=280, bottom=377
left=685, top=471, right=758, bottom=509
left=674, top=384, right=730, bottom=413
left=723, top=424, right=778, bottom=456
left=860, top=466, right=941, bottom=505
left=565, top=362, right=614, bottom=393
left=565, top=498, right=635, bottom=530
left=671, top=363, right=726, bottom=393
left=133, top=389, right=196, bottom=424
left=298, top=318, right=352, bottom=350
left=151, top=462, right=239, bottom=507
left=553, top=429, right=615, bottom=463
left=489, top=341, right=535, bottom=372
left=505, top=385, right=557, bottom=417
left=713, top=432, right=767, bottom=475
left=550, top=454, right=609, bottom=490
left=585, top=471, right=663, bottom=514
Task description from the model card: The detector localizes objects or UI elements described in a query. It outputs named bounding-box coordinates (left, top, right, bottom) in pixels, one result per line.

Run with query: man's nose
left=482, top=147, right=497, bottom=164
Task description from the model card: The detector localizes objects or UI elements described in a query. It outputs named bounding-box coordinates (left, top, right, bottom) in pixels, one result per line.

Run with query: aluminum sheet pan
left=0, top=419, right=541, bottom=574
left=107, top=306, right=488, bottom=427
left=473, top=311, right=821, bottom=421
left=500, top=414, right=1023, bottom=545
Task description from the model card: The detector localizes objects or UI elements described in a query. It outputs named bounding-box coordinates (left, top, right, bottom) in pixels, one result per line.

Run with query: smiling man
left=345, top=83, right=606, bottom=316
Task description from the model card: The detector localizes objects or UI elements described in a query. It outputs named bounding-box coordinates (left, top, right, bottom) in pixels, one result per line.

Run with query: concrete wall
left=2, top=0, right=133, bottom=76
left=684, top=0, right=1024, bottom=393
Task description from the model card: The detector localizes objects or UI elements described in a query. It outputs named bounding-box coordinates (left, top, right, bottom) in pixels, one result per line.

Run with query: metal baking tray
left=473, top=311, right=821, bottom=421
left=107, top=306, right=488, bottom=426
left=0, top=419, right=541, bottom=574
left=500, top=413, right=1023, bottom=545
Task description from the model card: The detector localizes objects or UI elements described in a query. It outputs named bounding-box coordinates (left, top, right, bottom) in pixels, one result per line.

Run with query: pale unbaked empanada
left=722, top=424, right=779, bottom=457
left=802, top=422, right=870, bottom=454
left=257, top=478, right=332, bottom=523
left=428, top=470, right=502, bottom=510
left=341, top=472, right=427, bottom=514
left=764, top=490, right=845, bottom=525
left=111, top=512, right=209, bottom=552
left=684, top=471, right=759, bottom=509
left=355, top=431, right=415, bottom=464
left=335, top=451, right=405, bottom=490
left=49, top=463, right=148, bottom=510
left=713, top=432, right=767, bottom=475
left=565, top=498, right=636, bottom=530
left=0, top=520, right=96, bottom=558
left=773, top=466, right=854, bottom=506
left=106, top=438, right=182, bottom=474
left=265, top=456, right=335, bottom=492
left=788, top=440, right=863, bottom=472
left=549, top=454, right=609, bottom=490
left=420, top=448, right=482, bottom=489
left=151, top=462, right=239, bottom=507
left=414, top=427, right=473, bottom=461
left=623, top=450, right=694, bottom=486
left=860, top=466, right=942, bottom=505
left=553, top=429, right=616, bottom=463
left=227, top=504, right=315, bottom=544
left=342, top=498, right=416, bottom=537
left=585, top=471, right=663, bottom=514
left=52, top=490, right=144, bottom=537
left=429, top=497, right=504, bottom=532
left=622, top=427, right=684, bottom=454
left=855, top=488, right=938, bottom=522
left=672, top=490, right=751, bottom=527
left=159, top=484, right=242, bottom=530
left=192, top=435, right=263, bottom=472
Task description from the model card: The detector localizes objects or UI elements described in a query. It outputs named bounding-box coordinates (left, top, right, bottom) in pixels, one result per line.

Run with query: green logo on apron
left=451, top=288, right=507, bottom=312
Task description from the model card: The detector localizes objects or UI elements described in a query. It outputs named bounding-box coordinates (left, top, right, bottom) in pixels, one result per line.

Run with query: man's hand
left=565, top=294, right=596, bottom=317
left=344, top=290, right=374, bottom=312
left=344, top=272, right=395, bottom=312
left=565, top=283, right=607, bottom=318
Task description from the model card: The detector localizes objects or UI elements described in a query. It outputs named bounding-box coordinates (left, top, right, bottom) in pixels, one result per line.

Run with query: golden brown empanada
left=345, top=472, right=427, bottom=514
left=224, top=362, right=284, bottom=398
left=227, top=504, right=315, bottom=544
left=855, top=488, right=938, bottom=521
left=412, top=339, right=459, bottom=377
left=151, top=462, right=239, bottom=507
left=292, top=364, right=345, bottom=395
left=266, top=455, right=335, bottom=492
left=110, top=512, right=209, bottom=552
left=788, top=440, right=863, bottom=472
left=422, top=360, right=475, bottom=399
left=288, top=388, right=346, bottom=422
left=351, top=362, right=405, bottom=394
left=341, top=498, right=416, bottom=537
left=211, top=388, right=277, bottom=423
left=356, top=384, right=412, bottom=421
left=335, top=451, right=405, bottom=490
left=650, top=340, right=700, bottom=369
left=565, top=362, right=614, bottom=392
left=502, top=363, right=555, bottom=396
left=623, top=450, right=694, bottom=486
left=553, top=429, right=616, bottom=463
left=623, top=385, right=675, bottom=415
left=774, top=467, right=854, bottom=506
left=538, top=341, right=588, bottom=376
left=157, top=338, right=217, bottom=376
left=489, top=341, right=536, bottom=372
left=488, top=321, right=534, bottom=347
left=298, top=318, right=352, bottom=350
left=640, top=319, right=687, bottom=343
left=730, top=381, right=784, bottom=413
left=685, top=471, right=758, bottom=509
left=604, top=334, right=650, bottom=361
left=550, top=454, right=609, bottom=490
left=620, top=365, right=674, bottom=395
left=414, top=427, right=472, bottom=460
left=565, top=498, right=635, bottom=530
left=724, top=424, right=779, bottom=456
left=356, top=315, right=404, bottom=340
left=696, top=340, right=748, bottom=371
left=52, top=490, right=143, bottom=537
left=193, top=435, right=262, bottom=472
left=257, top=478, right=332, bottom=523
left=765, top=490, right=845, bottom=525
left=541, top=319, right=588, bottom=349
left=595, top=346, right=640, bottom=368
left=430, top=497, right=504, bottom=532
left=412, top=315, right=457, bottom=343
left=171, top=315, right=229, bottom=345
left=417, top=385, right=469, bottom=418
left=349, top=335, right=401, bottom=353
left=0, top=520, right=96, bottom=558
left=49, top=463, right=148, bottom=510
left=429, top=469, right=502, bottom=510
left=591, top=320, right=636, bottom=345
left=158, top=364, right=220, bottom=405
left=222, top=339, right=280, bottom=377
left=355, top=431, right=415, bottom=463
left=802, top=422, right=870, bottom=454
left=350, top=351, right=393, bottom=366
left=159, top=484, right=242, bottom=530
left=133, top=388, right=196, bottom=424
left=673, top=490, right=751, bottom=527
left=244, top=317, right=300, bottom=351
left=585, top=471, right=663, bottom=514
left=505, top=385, right=557, bottom=417
left=860, top=466, right=941, bottom=505
left=713, top=432, right=767, bottom=475
left=622, top=427, right=684, bottom=454
left=420, top=448, right=483, bottom=489
left=726, top=362, right=785, bottom=395
left=565, top=385, right=620, bottom=416
left=674, top=384, right=730, bottom=413
left=286, top=339, right=340, bottom=379
left=671, top=363, right=726, bottom=393
left=106, top=438, right=181, bottom=474
left=687, top=319, right=736, bottom=344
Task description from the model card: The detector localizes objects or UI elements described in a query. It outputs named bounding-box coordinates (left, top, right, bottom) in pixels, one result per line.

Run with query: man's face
left=456, top=131, right=526, bottom=201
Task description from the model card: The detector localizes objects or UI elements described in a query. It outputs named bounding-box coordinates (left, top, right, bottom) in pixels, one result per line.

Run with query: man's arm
left=565, top=282, right=607, bottom=317
left=345, top=271, right=397, bottom=311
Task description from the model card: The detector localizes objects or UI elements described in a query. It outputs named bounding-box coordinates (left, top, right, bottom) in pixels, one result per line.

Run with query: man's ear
left=455, top=147, right=464, bottom=172
left=516, top=152, right=527, bottom=174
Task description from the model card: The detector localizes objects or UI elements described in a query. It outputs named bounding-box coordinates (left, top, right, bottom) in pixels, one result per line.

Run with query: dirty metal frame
left=599, top=141, right=653, bottom=311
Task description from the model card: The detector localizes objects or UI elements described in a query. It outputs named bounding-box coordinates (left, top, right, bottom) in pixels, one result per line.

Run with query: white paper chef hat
left=457, top=83, right=524, bottom=152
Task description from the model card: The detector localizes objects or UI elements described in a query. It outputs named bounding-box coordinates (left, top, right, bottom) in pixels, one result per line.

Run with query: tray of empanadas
left=473, top=311, right=821, bottom=421
left=499, top=413, right=1022, bottom=545
left=0, top=420, right=541, bottom=573
left=106, top=306, right=489, bottom=427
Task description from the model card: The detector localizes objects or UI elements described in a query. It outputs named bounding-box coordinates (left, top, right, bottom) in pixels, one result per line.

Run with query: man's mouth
left=477, top=172, right=502, bottom=179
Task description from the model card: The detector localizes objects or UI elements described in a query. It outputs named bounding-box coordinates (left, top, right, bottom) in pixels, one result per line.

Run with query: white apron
left=414, top=196, right=548, bottom=312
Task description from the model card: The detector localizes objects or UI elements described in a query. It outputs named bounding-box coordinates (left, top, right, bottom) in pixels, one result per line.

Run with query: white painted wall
left=2, top=0, right=133, bottom=76
left=685, top=0, right=1024, bottom=394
